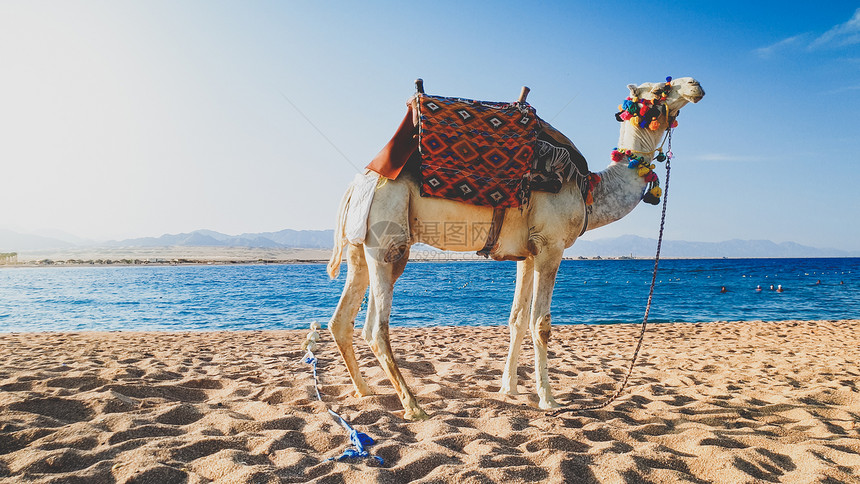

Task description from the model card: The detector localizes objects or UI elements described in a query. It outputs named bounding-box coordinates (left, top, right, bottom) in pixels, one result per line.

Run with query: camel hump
left=529, top=120, right=590, bottom=193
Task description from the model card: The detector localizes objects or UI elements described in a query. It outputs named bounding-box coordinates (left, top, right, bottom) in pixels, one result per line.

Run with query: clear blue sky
left=1, top=1, right=858, bottom=250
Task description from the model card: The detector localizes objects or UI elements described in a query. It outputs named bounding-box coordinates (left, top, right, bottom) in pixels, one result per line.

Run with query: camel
left=326, top=77, right=705, bottom=420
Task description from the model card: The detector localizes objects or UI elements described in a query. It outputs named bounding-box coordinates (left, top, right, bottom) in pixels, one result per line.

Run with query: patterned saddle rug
left=366, top=92, right=591, bottom=208
left=417, top=94, right=538, bottom=207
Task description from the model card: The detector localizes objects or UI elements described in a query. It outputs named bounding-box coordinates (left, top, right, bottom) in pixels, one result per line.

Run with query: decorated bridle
left=611, top=76, right=680, bottom=205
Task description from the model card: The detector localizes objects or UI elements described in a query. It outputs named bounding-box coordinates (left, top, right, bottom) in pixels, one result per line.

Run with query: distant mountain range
left=562, top=235, right=860, bottom=259
left=1, top=228, right=858, bottom=258
left=101, top=229, right=334, bottom=250
left=0, top=228, right=334, bottom=252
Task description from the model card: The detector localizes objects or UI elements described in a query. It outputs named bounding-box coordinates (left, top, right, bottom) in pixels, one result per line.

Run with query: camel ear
left=626, top=84, right=639, bottom=98
left=663, top=77, right=676, bottom=93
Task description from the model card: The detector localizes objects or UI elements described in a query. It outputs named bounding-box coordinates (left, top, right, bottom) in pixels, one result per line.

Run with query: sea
left=0, top=258, right=857, bottom=333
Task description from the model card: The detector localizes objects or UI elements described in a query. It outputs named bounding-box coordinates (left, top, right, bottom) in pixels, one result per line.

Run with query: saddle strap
left=476, top=208, right=506, bottom=258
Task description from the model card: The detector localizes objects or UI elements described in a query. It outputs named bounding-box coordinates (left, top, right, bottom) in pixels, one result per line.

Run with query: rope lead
left=302, top=323, right=384, bottom=465
left=549, top=136, right=673, bottom=417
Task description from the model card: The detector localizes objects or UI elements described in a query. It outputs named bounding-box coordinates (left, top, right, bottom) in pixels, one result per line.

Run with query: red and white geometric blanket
left=366, top=92, right=592, bottom=208
left=416, top=94, right=538, bottom=207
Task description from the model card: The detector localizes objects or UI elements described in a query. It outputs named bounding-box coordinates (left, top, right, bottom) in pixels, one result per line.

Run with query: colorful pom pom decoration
left=614, top=77, right=678, bottom=132
left=607, top=77, right=679, bottom=204
left=610, top=148, right=664, bottom=204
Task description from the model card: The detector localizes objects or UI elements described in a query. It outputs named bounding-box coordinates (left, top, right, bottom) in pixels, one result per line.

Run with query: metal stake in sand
left=301, top=321, right=384, bottom=465
left=550, top=131, right=674, bottom=416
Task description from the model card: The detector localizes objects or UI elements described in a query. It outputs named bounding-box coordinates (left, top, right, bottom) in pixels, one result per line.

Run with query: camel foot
left=538, top=398, right=562, bottom=410
left=353, top=383, right=373, bottom=398
left=498, top=385, right=519, bottom=396
left=403, top=406, right=430, bottom=421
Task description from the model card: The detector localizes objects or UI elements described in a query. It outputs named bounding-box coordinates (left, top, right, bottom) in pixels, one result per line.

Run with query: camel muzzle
left=682, top=82, right=705, bottom=103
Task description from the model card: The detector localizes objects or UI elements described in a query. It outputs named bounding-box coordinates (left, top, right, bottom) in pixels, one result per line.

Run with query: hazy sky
left=1, top=1, right=859, bottom=250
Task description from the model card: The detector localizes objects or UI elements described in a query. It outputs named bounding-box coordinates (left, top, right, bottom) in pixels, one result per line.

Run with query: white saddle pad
left=345, top=172, right=379, bottom=244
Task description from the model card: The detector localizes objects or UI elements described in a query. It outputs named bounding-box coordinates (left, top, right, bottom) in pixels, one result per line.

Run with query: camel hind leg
left=329, top=243, right=372, bottom=397
left=363, top=247, right=429, bottom=421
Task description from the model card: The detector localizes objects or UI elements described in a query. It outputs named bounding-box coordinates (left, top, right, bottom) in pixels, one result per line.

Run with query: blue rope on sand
left=303, top=348, right=384, bottom=466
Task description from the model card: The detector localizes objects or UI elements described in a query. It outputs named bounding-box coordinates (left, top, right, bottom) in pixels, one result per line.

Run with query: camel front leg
left=500, top=257, right=534, bottom=395
left=363, top=250, right=429, bottom=421
left=329, top=243, right=372, bottom=397
left=530, top=245, right=564, bottom=409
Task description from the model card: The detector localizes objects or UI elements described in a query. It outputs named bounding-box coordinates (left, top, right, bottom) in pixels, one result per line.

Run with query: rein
left=549, top=130, right=673, bottom=416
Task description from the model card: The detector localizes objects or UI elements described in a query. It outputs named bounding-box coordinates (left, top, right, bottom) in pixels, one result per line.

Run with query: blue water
left=0, top=259, right=857, bottom=333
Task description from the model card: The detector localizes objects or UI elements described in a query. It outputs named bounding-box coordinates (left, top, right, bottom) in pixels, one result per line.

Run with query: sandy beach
left=1, top=320, right=858, bottom=483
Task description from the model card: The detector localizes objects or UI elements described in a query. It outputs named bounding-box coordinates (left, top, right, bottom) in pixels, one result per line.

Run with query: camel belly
left=408, top=196, right=530, bottom=257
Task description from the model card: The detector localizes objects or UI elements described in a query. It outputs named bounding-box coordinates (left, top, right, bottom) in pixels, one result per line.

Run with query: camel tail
left=327, top=183, right=354, bottom=279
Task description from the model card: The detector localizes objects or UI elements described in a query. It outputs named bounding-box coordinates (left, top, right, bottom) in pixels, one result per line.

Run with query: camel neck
left=583, top=124, right=672, bottom=232
left=584, top=161, right=648, bottom=232
left=616, top=122, right=665, bottom=158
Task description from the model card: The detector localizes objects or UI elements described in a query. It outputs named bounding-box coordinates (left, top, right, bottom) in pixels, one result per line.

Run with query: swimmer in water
left=720, top=286, right=727, bottom=293
left=755, top=285, right=762, bottom=291
left=776, top=284, right=784, bottom=293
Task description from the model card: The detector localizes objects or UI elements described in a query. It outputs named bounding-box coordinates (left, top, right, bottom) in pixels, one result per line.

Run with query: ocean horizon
left=1, top=258, right=857, bottom=333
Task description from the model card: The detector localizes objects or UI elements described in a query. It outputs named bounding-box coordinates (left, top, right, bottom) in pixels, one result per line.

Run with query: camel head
left=616, top=77, right=705, bottom=152
left=626, top=77, right=705, bottom=116
left=613, top=77, right=705, bottom=204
